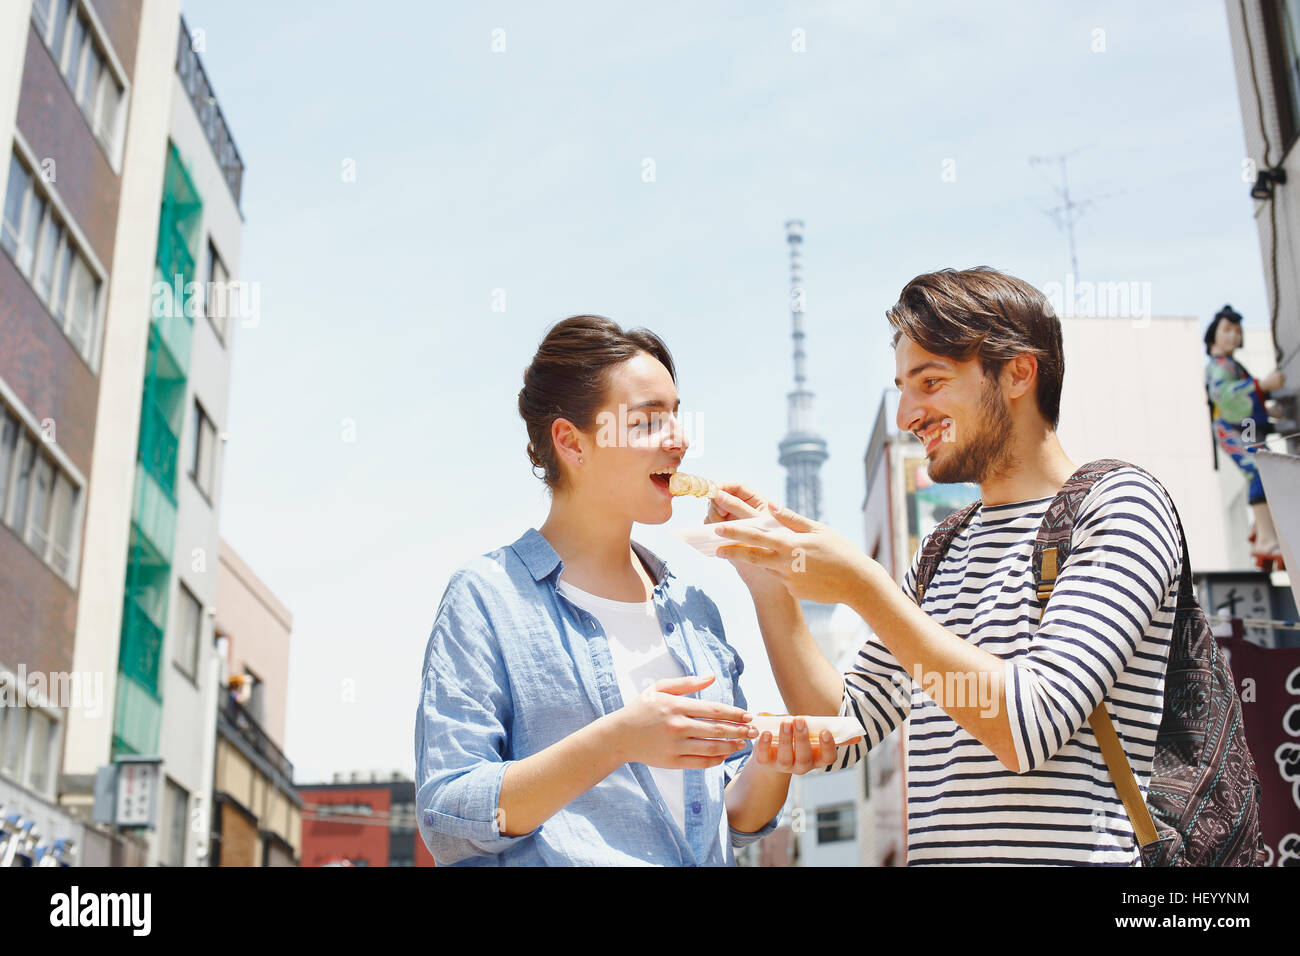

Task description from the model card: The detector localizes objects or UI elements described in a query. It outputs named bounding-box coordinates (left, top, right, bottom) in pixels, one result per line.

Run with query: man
left=713, top=266, right=1182, bottom=865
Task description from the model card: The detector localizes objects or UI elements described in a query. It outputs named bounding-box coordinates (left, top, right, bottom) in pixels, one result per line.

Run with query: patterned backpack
left=912, top=458, right=1266, bottom=866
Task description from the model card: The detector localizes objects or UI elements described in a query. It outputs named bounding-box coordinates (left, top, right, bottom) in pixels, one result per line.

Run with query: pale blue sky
left=179, top=0, right=1269, bottom=782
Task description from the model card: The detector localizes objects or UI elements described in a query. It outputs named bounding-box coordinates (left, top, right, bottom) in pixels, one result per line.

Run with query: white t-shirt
left=555, top=578, right=688, bottom=836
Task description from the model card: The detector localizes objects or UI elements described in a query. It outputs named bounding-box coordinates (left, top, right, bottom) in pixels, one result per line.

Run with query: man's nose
left=897, top=392, right=923, bottom=434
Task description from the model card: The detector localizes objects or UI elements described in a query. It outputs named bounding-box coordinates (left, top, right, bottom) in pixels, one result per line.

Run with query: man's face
left=894, top=337, right=1015, bottom=485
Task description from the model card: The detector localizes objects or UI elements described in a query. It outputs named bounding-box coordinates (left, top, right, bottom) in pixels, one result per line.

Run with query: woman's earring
left=579, top=457, right=584, bottom=464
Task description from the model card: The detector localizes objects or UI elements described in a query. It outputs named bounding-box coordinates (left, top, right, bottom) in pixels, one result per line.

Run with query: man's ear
left=1005, top=354, right=1038, bottom=401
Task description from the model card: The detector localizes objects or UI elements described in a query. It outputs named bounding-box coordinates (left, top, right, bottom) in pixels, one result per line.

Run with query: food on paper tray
left=752, top=713, right=866, bottom=759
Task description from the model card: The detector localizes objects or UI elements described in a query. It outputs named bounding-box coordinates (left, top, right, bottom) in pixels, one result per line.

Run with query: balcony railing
left=220, top=694, right=294, bottom=783
left=120, top=592, right=164, bottom=691
left=138, top=392, right=179, bottom=498
left=175, top=16, right=244, bottom=207
left=113, top=672, right=162, bottom=758
left=131, top=460, right=177, bottom=557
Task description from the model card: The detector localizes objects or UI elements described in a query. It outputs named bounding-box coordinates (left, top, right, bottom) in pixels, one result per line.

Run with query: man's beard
left=927, top=377, right=1016, bottom=485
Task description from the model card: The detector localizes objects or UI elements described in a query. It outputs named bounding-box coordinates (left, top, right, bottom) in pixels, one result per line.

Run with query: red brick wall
left=0, top=522, right=76, bottom=677
left=300, top=786, right=391, bottom=867
left=15, top=25, right=122, bottom=272
left=87, top=0, right=142, bottom=81
left=0, top=253, right=99, bottom=476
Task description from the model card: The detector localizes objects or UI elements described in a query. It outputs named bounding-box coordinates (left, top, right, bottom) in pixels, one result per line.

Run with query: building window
left=1, top=150, right=105, bottom=367
left=0, top=700, right=27, bottom=782
left=163, top=778, right=189, bottom=866
left=202, top=240, right=229, bottom=343
left=174, top=583, right=202, bottom=681
left=0, top=675, right=59, bottom=799
left=0, top=405, right=82, bottom=584
left=815, top=803, right=856, bottom=844
left=391, top=801, right=416, bottom=831
left=26, top=709, right=51, bottom=794
left=188, top=401, right=217, bottom=500
left=32, top=0, right=128, bottom=162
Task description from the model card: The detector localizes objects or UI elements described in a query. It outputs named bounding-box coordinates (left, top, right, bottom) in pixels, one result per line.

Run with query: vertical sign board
left=1219, top=637, right=1300, bottom=866
left=115, top=757, right=161, bottom=829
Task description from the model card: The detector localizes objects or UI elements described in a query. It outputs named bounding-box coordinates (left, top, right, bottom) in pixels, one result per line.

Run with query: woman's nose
left=662, top=414, right=687, bottom=451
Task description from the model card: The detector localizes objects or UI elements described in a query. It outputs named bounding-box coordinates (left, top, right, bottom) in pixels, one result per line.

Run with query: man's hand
left=707, top=482, right=787, bottom=597
left=748, top=718, right=863, bottom=775
left=716, top=501, right=877, bottom=605
left=1261, top=369, right=1286, bottom=393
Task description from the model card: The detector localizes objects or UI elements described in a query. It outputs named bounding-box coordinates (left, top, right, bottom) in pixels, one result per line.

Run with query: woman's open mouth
left=650, top=466, right=678, bottom=495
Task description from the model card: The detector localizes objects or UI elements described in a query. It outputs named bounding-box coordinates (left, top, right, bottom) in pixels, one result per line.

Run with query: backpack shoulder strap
left=913, top=499, right=981, bottom=607
left=1032, top=458, right=1133, bottom=608
left=1033, top=457, right=1163, bottom=852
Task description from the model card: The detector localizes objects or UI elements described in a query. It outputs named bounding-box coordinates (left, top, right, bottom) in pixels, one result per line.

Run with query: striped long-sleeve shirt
left=828, top=466, right=1181, bottom=865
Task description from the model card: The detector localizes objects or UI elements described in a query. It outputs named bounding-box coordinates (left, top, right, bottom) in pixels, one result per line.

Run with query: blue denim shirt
left=415, top=527, right=780, bottom=866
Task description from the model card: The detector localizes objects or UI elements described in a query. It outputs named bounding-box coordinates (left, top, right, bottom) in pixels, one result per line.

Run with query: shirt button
left=665, top=622, right=675, bottom=633
left=691, top=801, right=701, bottom=814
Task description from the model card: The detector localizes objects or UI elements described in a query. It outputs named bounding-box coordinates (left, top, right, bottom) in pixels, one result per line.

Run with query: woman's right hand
left=609, top=675, right=757, bottom=769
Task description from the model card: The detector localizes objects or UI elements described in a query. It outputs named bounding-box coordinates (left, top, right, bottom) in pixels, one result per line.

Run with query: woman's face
left=565, top=351, right=689, bottom=524
left=1213, top=319, right=1242, bottom=356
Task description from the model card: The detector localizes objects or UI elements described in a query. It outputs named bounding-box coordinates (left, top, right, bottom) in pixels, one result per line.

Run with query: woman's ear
left=551, top=417, right=586, bottom=469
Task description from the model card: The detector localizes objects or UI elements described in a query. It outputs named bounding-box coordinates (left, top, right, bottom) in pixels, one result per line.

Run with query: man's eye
left=925, top=379, right=941, bottom=388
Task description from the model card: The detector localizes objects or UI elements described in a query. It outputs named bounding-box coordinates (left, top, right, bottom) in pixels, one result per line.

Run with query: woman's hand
left=748, top=718, right=863, bottom=775
left=609, top=675, right=757, bottom=769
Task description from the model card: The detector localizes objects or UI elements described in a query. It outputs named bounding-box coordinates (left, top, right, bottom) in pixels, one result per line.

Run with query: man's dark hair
left=886, top=266, right=1065, bottom=429
left=518, top=315, right=676, bottom=489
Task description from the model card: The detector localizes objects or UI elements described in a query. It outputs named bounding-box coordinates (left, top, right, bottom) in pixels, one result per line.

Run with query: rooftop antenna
left=1029, top=148, right=1122, bottom=292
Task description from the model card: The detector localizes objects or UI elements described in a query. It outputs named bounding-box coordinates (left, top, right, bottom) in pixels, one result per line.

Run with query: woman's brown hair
left=518, top=315, right=676, bottom=489
left=885, top=266, right=1065, bottom=429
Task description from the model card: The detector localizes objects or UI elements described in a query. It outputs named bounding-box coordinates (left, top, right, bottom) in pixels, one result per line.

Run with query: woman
left=414, top=315, right=841, bottom=866
left=1204, top=304, right=1286, bottom=568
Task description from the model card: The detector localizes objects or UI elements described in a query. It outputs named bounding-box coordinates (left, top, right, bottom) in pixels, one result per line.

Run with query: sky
left=177, top=0, right=1271, bottom=783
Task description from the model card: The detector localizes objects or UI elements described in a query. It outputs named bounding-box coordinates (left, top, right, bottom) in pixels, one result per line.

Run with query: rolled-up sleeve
left=823, top=551, right=921, bottom=774
left=700, top=600, right=781, bottom=847
left=415, top=569, right=538, bottom=864
left=1003, top=470, right=1181, bottom=775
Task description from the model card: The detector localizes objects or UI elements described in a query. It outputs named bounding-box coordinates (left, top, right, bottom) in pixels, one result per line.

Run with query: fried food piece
left=668, top=472, right=717, bottom=498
